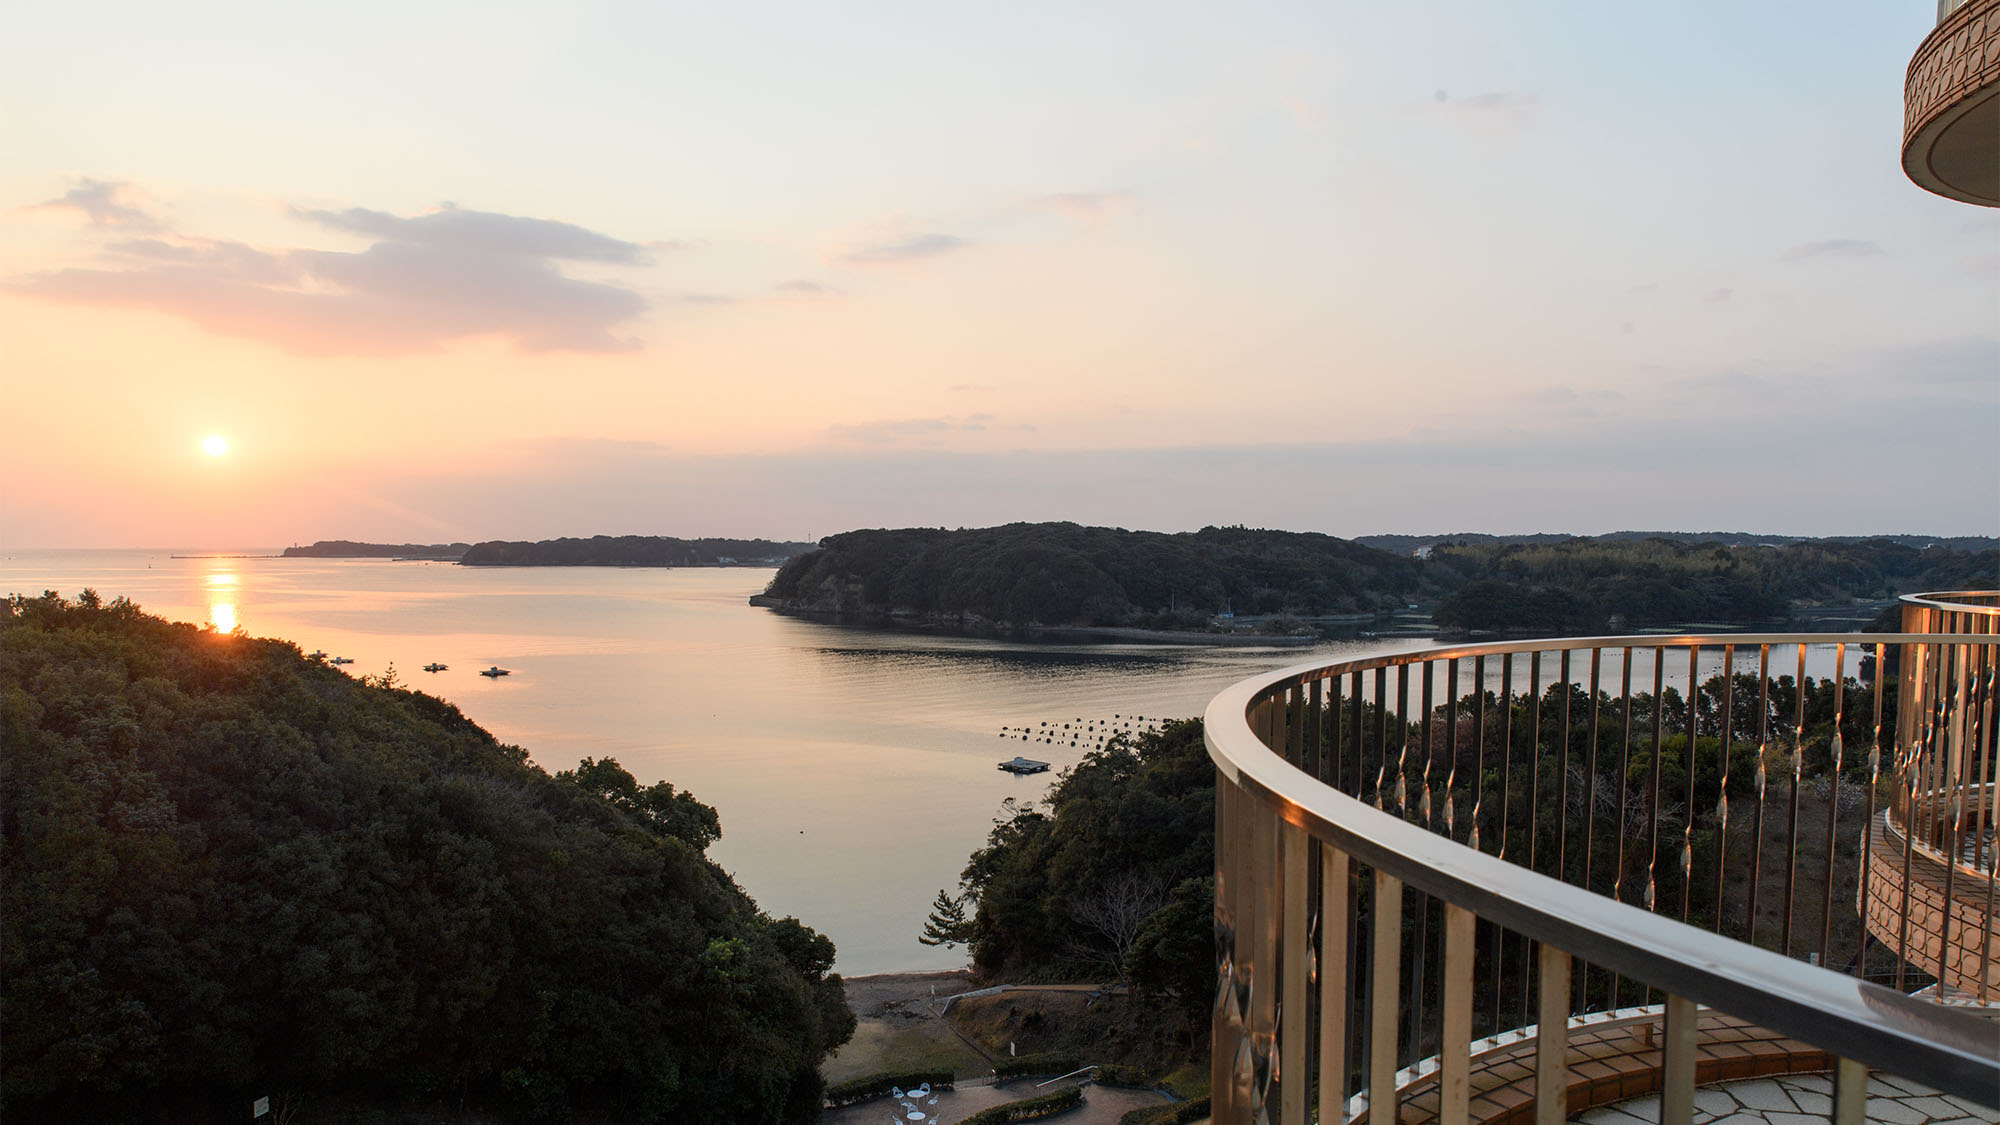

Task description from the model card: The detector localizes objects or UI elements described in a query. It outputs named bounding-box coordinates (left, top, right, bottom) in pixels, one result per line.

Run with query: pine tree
left=918, top=889, right=973, bottom=948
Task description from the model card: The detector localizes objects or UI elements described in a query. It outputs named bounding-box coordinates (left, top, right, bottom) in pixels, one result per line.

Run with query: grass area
left=821, top=1017, right=990, bottom=1085
left=953, top=992, right=1199, bottom=1077
left=1157, top=1061, right=1211, bottom=1100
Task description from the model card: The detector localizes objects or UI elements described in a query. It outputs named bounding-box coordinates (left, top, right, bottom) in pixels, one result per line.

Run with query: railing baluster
left=1369, top=871, right=1402, bottom=1125
left=1832, top=1057, right=1869, bottom=1125
left=1319, top=844, right=1350, bottom=1125
left=1715, top=645, right=1735, bottom=934
left=1781, top=644, right=1807, bottom=958
left=1249, top=770, right=1278, bottom=1116
left=1307, top=678, right=1323, bottom=781
left=1534, top=943, right=1570, bottom=1125
left=1821, top=644, right=1846, bottom=969
left=1661, top=994, right=1697, bottom=1125
left=1749, top=644, right=1771, bottom=947
left=1523, top=650, right=1543, bottom=1030
left=1681, top=644, right=1699, bottom=925
left=1858, top=641, right=1884, bottom=980
left=1281, top=822, right=1309, bottom=1125
left=1440, top=904, right=1475, bottom=1125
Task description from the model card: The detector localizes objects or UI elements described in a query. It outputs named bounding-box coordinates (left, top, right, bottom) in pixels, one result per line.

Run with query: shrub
left=1119, top=1097, right=1212, bottom=1125
left=824, top=1070, right=955, bottom=1107
left=959, top=1086, right=1084, bottom=1124
left=991, top=1051, right=1081, bottom=1079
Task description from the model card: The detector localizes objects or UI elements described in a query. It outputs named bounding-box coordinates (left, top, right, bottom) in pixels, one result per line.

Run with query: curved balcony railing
left=1206, top=629, right=1999, bottom=1125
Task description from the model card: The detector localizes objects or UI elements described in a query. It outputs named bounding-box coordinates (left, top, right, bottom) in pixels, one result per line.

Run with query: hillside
left=0, top=593, right=851, bottom=1123
left=460, top=535, right=816, bottom=567
left=757, top=523, right=1995, bottom=637
left=756, top=523, right=1421, bottom=631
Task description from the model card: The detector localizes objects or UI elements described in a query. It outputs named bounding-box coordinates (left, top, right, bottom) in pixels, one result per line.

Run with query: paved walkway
left=1573, top=1071, right=2000, bottom=1125
left=821, top=1079, right=1170, bottom=1125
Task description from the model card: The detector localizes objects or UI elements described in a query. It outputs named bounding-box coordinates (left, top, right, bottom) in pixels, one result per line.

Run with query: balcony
left=1904, top=0, right=2000, bottom=206
left=1204, top=593, right=1998, bottom=1124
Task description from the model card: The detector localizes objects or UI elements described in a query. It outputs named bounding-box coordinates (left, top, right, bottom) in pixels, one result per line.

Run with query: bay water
left=3, top=549, right=1417, bottom=973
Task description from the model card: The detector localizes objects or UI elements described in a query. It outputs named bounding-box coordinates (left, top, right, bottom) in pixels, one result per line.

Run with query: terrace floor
left=1573, top=1071, right=2000, bottom=1125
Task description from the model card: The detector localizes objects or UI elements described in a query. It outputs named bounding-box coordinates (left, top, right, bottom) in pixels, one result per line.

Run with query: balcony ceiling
left=1904, top=0, right=2000, bottom=206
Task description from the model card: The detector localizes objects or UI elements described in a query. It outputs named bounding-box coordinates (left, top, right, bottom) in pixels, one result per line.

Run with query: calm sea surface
left=3, top=549, right=1421, bottom=973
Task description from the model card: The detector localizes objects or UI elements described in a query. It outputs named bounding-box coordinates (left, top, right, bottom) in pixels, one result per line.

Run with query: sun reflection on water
left=209, top=601, right=238, bottom=632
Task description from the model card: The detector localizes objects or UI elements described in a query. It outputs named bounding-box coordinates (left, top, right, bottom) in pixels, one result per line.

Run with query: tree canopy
left=762, top=523, right=1421, bottom=628
left=1, top=592, right=851, bottom=1123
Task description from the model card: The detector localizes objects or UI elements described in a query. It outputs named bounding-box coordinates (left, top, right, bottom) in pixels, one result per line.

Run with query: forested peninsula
left=459, top=535, right=816, bottom=567
left=755, top=522, right=1997, bottom=637
left=1, top=593, right=851, bottom=1123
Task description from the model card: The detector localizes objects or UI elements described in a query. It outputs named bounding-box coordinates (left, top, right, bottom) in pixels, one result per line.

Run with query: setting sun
left=201, top=434, right=229, bottom=458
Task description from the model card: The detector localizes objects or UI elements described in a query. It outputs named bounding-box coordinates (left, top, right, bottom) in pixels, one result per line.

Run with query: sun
left=202, top=434, right=229, bottom=458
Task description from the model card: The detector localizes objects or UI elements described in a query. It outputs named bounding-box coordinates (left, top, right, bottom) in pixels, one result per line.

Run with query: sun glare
left=202, top=434, right=229, bottom=458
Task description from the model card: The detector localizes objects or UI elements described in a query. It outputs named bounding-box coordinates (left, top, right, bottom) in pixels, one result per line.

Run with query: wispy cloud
left=22, top=179, right=162, bottom=231
left=1031, top=191, right=1138, bottom=222
left=827, top=413, right=1001, bottom=445
left=949, top=382, right=994, bottom=393
left=834, top=232, right=966, bottom=266
left=1429, top=90, right=1541, bottom=118
left=772, top=279, right=843, bottom=297
left=1781, top=238, right=1884, bottom=262
left=6, top=199, right=653, bottom=355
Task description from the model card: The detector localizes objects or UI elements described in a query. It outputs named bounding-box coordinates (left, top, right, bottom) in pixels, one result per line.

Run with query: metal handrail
left=1901, top=590, right=2000, bottom=617
left=1206, top=630, right=2000, bottom=1123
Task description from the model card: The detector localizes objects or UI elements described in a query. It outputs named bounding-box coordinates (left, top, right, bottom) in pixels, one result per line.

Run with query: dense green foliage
left=1430, top=537, right=1997, bottom=632
left=1118, top=1096, right=1212, bottom=1125
left=763, top=523, right=1419, bottom=628
left=955, top=1085, right=1082, bottom=1124
left=936, top=720, right=1216, bottom=1046
left=764, top=523, right=1994, bottom=635
left=822, top=1071, right=955, bottom=1107
left=461, top=535, right=815, bottom=567
left=1, top=593, right=851, bottom=1122
left=989, top=1052, right=1080, bottom=1079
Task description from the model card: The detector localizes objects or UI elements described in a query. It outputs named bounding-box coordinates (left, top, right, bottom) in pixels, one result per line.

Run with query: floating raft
left=997, top=755, right=1050, bottom=775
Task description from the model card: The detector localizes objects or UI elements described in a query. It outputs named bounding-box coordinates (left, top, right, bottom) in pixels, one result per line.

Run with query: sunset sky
left=5, top=1, right=1995, bottom=548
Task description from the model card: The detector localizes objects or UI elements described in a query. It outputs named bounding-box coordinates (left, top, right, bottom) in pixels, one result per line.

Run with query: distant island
left=281, top=535, right=819, bottom=567
left=282, top=539, right=470, bottom=559
left=460, top=534, right=817, bottom=567
left=754, top=522, right=1998, bottom=638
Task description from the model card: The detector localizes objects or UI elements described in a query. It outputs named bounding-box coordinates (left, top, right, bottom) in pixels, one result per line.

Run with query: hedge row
left=824, top=1070, right=955, bottom=1107
left=1090, top=1063, right=1151, bottom=1087
left=991, top=1052, right=1080, bottom=1079
left=959, top=1086, right=1084, bottom=1124
left=1118, top=1097, right=1212, bottom=1125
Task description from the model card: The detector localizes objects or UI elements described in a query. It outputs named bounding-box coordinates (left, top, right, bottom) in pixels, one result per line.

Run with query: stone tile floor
left=1572, top=1071, right=2000, bottom=1125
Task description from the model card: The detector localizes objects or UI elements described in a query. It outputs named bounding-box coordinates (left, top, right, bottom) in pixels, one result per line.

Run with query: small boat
left=998, top=755, right=1050, bottom=775
left=307, top=650, right=327, bottom=660
left=330, top=656, right=354, bottom=665
left=479, top=666, right=511, bottom=678
left=422, top=663, right=448, bottom=673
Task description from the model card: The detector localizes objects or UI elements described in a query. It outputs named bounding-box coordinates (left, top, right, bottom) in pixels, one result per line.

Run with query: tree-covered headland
left=1, top=592, right=851, bottom=1123
left=760, top=523, right=1995, bottom=636
left=760, top=523, right=1421, bottom=631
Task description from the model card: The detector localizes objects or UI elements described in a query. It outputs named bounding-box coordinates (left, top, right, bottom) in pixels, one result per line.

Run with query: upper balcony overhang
left=1904, top=0, right=2000, bottom=206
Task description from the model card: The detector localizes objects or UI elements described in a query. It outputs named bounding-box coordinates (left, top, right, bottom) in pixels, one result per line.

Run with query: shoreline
left=748, top=599, right=1330, bottom=647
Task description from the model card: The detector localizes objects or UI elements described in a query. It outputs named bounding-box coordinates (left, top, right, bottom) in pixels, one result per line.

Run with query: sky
left=3, top=1, right=1996, bottom=548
